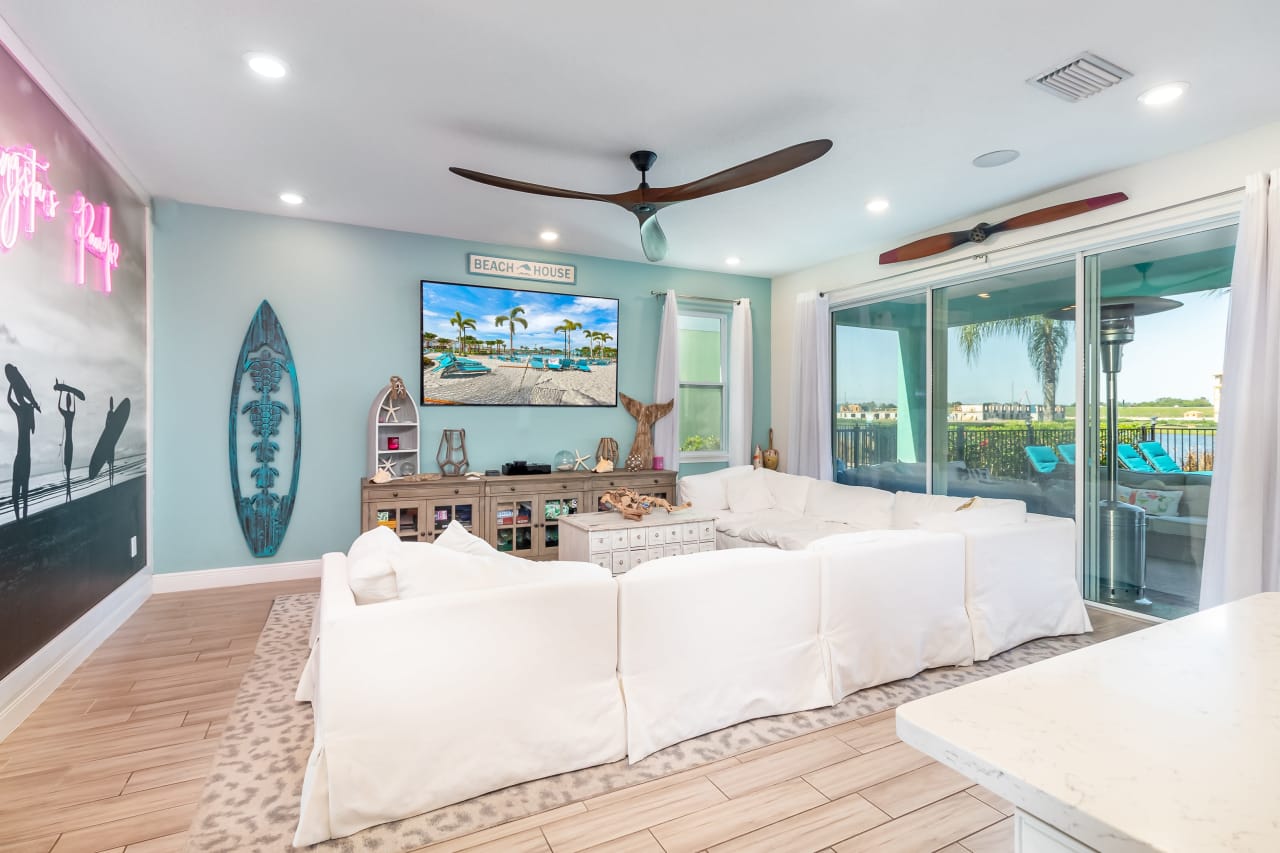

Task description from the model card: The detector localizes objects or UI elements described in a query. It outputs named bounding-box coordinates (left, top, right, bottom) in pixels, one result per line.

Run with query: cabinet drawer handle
left=608, top=480, right=616, bottom=486
left=391, top=491, right=399, bottom=498
left=509, top=486, right=516, bottom=492
left=560, top=484, right=567, bottom=489
left=453, top=488, right=460, bottom=495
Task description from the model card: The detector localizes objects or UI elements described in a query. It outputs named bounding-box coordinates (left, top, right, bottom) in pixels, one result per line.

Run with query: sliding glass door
left=1082, top=226, right=1235, bottom=618
left=930, top=261, right=1077, bottom=516
left=831, top=293, right=928, bottom=493
left=828, top=222, right=1236, bottom=620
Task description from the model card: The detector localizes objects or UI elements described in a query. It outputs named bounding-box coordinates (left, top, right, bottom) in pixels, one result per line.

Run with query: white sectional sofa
left=678, top=466, right=1091, bottom=661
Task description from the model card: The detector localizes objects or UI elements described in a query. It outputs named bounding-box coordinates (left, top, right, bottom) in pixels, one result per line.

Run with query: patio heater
left=1050, top=293, right=1180, bottom=604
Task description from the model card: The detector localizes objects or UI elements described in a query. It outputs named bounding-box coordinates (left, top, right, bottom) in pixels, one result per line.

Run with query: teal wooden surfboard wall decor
left=229, top=300, right=301, bottom=557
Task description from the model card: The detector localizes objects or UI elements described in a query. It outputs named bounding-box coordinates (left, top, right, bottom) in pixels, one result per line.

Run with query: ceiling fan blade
left=878, top=230, right=971, bottom=265
left=448, top=166, right=613, bottom=203
left=994, top=192, right=1128, bottom=232
left=638, top=214, right=668, bottom=262
left=651, top=139, right=833, bottom=203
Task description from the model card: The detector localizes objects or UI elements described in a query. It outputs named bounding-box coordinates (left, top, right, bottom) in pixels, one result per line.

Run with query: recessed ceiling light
left=977, top=292, right=991, bottom=299
left=539, top=230, right=559, bottom=242
left=279, top=191, right=304, bottom=205
left=972, top=150, right=1020, bottom=168
left=865, top=198, right=890, bottom=213
left=246, top=53, right=288, bottom=79
left=1138, top=81, right=1188, bottom=107
left=725, top=256, right=741, bottom=266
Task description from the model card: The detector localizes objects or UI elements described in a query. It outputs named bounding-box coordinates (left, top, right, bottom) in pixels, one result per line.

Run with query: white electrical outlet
left=130, top=535, right=138, bottom=558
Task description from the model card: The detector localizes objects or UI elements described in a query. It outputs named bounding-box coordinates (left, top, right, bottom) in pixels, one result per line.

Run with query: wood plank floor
left=0, top=583, right=1145, bottom=853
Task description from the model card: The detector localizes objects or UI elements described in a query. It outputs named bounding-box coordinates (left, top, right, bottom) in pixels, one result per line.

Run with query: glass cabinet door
left=368, top=501, right=424, bottom=542
left=541, top=495, right=580, bottom=554
left=491, top=497, right=535, bottom=556
left=431, top=499, right=475, bottom=535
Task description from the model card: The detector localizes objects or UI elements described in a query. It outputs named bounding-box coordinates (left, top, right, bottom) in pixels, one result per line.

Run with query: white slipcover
left=294, top=553, right=626, bottom=845
left=808, top=530, right=973, bottom=700
left=617, top=549, right=831, bottom=761
left=952, top=514, right=1091, bottom=660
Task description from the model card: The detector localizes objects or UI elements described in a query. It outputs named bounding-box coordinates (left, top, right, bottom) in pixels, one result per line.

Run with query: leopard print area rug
left=186, top=593, right=1106, bottom=852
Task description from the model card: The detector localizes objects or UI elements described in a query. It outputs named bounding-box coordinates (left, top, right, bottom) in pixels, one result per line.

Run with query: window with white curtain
left=678, top=310, right=729, bottom=459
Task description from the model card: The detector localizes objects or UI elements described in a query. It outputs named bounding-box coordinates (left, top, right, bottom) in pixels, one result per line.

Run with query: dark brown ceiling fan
left=450, top=139, right=833, bottom=262
left=878, top=191, right=1129, bottom=265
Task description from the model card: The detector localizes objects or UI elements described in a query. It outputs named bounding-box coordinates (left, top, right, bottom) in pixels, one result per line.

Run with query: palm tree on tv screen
left=495, top=306, right=527, bottom=357
left=450, top=311, right=477, bottom=354
left=554, top=318, right=583, bottom=360
left=958, top=316, right=1069, bottom=421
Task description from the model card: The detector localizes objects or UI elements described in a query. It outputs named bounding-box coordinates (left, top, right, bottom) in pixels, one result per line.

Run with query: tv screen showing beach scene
left=421, top=280, right=619, bottom=406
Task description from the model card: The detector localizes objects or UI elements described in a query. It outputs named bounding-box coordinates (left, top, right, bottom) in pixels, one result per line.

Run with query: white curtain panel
left=786, top=292, right=833, bottom=480
left=1201, top=169, right=1280, bottom=609
left=729, top=298, right=754, bottom=466
left=652, top=290, right=680, bottom=473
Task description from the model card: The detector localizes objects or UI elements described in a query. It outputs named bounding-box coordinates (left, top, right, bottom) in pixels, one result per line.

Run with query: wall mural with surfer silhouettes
left=0, top=43, right=147, bottom=682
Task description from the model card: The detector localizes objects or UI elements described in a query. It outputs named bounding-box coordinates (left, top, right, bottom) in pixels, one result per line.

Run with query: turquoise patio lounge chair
left=1137, top=441, right=1183, bottom=474
left=529, top=356, right=545, bottom=369
left=1057, top=444, right=1076, bottom=464
left=432, top=353, right=490, bottom=376
left=574, top=359, right=592, bottom=372
left=1024, top=445, right=1059, bottom=474
left=1115, top=444, right=1155, bottom=473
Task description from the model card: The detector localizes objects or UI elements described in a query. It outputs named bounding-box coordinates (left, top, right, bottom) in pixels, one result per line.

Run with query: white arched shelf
left=367, top=383, right=420, bottom=478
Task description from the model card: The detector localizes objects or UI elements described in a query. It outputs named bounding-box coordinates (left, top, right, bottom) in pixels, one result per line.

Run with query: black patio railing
left=834, top=421, right=1216, bottom=480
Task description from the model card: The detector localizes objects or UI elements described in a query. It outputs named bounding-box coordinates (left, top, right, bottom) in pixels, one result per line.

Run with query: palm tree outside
left=957, top=316, right=1069, bottom=421
left=495, top=305, right=528, bottom=358
left=450, top=310, right=478, bottom=354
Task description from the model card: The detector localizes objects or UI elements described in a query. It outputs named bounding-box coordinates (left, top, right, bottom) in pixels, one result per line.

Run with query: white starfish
left=573, top=449, right=591, bottom=471
left=379, top=399, right=400, bottom=423
left=377, top=456, right=399, bottom=477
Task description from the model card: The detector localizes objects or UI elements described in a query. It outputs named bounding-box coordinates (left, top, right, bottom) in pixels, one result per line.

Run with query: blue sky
left=836, top=290, right=1229, bottom=407
left=422, top=282, right=618, bottom=350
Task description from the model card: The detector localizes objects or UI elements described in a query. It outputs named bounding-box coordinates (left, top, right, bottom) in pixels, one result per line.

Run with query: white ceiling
left=3, top=1, right=1279, bottom=278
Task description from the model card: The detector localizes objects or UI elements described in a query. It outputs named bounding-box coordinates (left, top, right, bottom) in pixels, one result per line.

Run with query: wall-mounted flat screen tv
left=421, top=280, right=619, bottom=407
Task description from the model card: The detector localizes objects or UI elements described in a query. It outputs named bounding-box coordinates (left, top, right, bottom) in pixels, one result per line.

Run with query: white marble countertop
left=896, top=592, right=1280, bottom=852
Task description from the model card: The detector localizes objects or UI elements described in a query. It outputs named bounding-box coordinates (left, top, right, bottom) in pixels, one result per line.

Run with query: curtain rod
left=650, top=290, right=742, bottom=305
left=820, top=185, right=1245, bottom=297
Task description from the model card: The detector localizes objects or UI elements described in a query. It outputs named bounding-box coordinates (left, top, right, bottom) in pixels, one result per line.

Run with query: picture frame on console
left=420, top=279, right=618, bottom=407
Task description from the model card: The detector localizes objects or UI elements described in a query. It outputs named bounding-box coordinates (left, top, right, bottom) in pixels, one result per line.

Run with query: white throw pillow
left=678, top=465, right=752, bottom=510
left=760, top=469, right=811, bottom=514
left=346, top=526, right=402, bottom=604
left=434, top=519, right=503, bottom=558
left=916, top=504, right=1025, bottom=532
left=804, top=480, right=894, bottom=529
left=726, top=471, right=776, bottom=514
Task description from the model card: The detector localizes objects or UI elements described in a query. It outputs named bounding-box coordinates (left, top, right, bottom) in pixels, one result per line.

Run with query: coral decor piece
left=619, top=393, right=673, bottom=471
left=600, top=487, right=691, bottom=521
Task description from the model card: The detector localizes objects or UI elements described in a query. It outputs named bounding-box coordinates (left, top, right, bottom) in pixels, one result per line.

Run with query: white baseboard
left=152, top=559, right=322, bottom=593
left=0, top=567, right=153, bottom=743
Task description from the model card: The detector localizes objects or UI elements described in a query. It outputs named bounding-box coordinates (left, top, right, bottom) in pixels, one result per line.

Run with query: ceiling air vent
left=1028, top=52, right=1132, bottom=102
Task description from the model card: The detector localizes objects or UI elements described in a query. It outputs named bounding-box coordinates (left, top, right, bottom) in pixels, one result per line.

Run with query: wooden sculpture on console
left=600, top=487, right=691, bottom=521
left=619, top=393, right=673, bottom=471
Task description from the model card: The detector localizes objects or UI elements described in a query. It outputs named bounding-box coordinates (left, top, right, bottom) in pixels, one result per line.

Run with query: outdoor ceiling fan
left=449, top=139, right=833, bottom=262
left=879, top=192, right=1130, bottom=265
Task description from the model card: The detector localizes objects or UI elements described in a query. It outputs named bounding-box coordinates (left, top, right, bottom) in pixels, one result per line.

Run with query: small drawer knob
left=453, top=488, right=460, bottom=495
left=391, top=491, right=399, bottom=498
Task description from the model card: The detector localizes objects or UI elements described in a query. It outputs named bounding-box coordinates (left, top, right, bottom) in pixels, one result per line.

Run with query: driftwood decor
left=599, top=487, right=691, bottom=521
left=619, top=393, right=673, bottom=471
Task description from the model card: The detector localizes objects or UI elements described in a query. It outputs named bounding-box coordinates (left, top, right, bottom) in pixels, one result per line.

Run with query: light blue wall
left=152, top=202, right=770, bottom=573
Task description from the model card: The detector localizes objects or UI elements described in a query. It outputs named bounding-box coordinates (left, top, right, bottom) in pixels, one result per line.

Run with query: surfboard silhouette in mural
left=229, top=300, right=301, bottom=558
left=5, top=363, right=39, bottom=520
left=89, top=396, right=131, bottom=485
left=55, top=380, right=85, bottom=501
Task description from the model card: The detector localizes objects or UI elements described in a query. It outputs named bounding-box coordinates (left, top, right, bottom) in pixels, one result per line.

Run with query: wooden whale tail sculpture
left=619, top=392, right=673, bottom=471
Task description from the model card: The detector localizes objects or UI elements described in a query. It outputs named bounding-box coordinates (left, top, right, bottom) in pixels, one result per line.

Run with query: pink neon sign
left=0, top=144, right=59, bottom=250
left=0, top=143, right=121, bottom=294
left=72, top=193, right=120, bottom=293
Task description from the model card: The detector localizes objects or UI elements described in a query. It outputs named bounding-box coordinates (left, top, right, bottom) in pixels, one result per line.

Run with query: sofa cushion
left=726, top=471, right=777, bottom=514
left=804, top=480, right=894, bottom=529
left=917, top=504, right=1025, bottom=531
left=892, top=491, right=1025, bottom=529
left=346, top=526, right=402, bottom=604
left=759, top=469, right=812, bottom=514
left=678, top=465, right=753, bottom=511
left=393, top=545, right=607, bottom=598
left=434, top=519, right=512, bottom=560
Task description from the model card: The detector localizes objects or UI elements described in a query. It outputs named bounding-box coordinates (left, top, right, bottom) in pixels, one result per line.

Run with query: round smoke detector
left=972, top=149, right=1021, bottom=168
